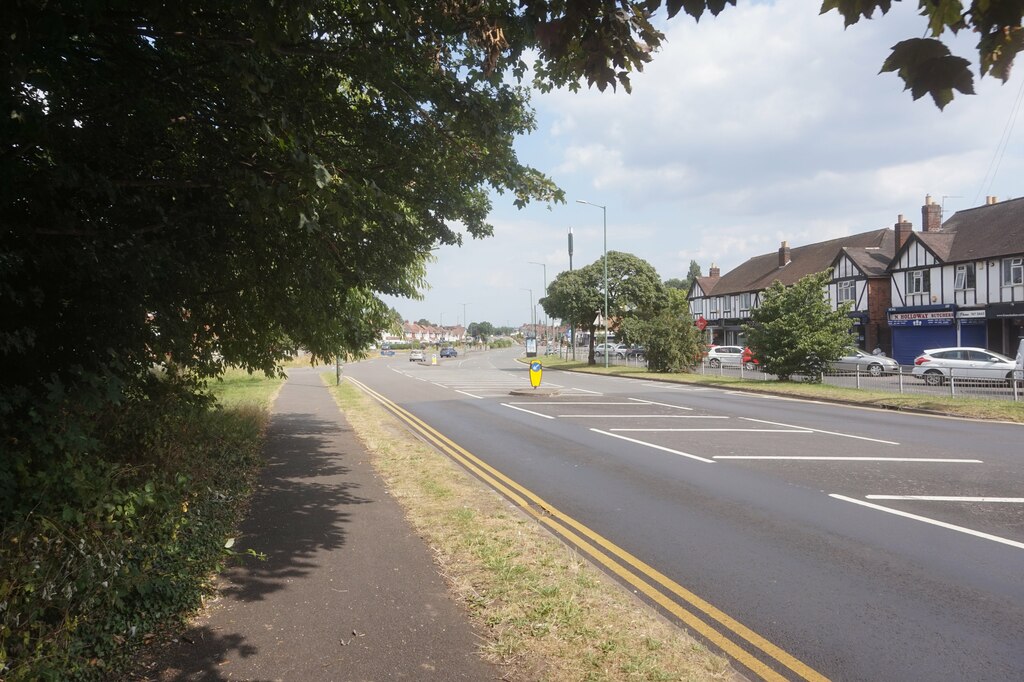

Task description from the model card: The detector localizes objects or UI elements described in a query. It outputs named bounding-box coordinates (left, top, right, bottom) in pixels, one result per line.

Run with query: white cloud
left=390, top=0, right=1024, bottom=326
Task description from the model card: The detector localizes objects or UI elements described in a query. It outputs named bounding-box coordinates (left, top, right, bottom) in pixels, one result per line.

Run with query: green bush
left=0, top=378, right=266, bottom=681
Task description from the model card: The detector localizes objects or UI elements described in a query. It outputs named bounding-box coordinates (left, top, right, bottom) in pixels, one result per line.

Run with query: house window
left=739, top=292, right=752, bottom=312
left=906, top=269, right=930, bottom=294
left=837, top=280, right=856, bottom=303
left=1002, top=258, right=1023, bottom=286
left=954, top=263, right=976, bottom=290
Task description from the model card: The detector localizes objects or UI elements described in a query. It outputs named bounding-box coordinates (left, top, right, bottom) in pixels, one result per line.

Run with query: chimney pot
left=895, top=215, right=914, bottom=250
left=922, top=196, right=942, bottom=232
left=778, top=241, right=791, bottom=268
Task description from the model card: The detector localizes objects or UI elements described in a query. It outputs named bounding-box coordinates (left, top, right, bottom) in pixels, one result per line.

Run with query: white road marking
left=501, top=403, right=554, bottom=419
left=560, top=415, right=715, bottom=419
left=455, top=390, right=484, bottom=399
left=507, top=401, right=645, bottom=406
left=614, top=428, right=812, bottom=433
left=830, top=494, right=1024, bottom=551
left=866, top=495, right=1024, bottom=503
left=628, top=398, right=694, bottom=411
left=716, top=456, right=982, bottom=462
left=740, top=418, right=900, bottom=445
left=567, top=387, right=603, bottom=395
left=589, top=429, right=715, bottom=463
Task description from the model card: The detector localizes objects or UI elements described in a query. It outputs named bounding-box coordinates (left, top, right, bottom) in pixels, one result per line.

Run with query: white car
left=830, top=348, right=900, bottom=376
left=706, top=345, right=757, bottom=370
left=409, top=349, right=425, bottom=362
left=594, top=343, right=626, bottom=358
left=911, top=347, right=1016, bottom=385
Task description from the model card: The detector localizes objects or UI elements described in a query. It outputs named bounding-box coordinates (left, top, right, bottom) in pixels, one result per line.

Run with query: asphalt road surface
left=343, top=346, right=1024, bottom=682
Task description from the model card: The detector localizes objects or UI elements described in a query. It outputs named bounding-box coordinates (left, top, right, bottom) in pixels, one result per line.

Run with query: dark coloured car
left=440, top=346, right=458, bottom=358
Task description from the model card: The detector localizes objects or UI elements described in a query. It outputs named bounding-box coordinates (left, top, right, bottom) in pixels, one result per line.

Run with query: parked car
left=912, top=347, right=1017, bottom=385
left=624, top=345, right=646, bottom=359
left=706, top=345, right=758, bottom=370
left=439, top=346, right=458, bottom=358
left=409, top=349, right=425, bottom=362
left=594, top=343, right=626, bottom=358
left=830, top=348, right=900, bottom=376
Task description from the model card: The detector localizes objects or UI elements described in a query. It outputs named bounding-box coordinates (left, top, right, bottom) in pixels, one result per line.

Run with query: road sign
left=696, top=316, right=707, bottom=331
left=529, top=361, right=543, bottom=388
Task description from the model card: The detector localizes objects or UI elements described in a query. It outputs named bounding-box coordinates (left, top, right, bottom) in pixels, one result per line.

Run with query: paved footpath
left=141, top=368, right=498, bottom=681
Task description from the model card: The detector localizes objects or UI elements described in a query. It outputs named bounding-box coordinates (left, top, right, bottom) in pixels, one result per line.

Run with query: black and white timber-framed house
left=688, top=228, right=895, bottom=348
left=887, top=195, right=1024, bottom=364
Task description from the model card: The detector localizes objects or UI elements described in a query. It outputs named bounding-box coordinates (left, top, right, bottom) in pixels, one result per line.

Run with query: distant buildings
left=688, top=195, right=1024, bottom=363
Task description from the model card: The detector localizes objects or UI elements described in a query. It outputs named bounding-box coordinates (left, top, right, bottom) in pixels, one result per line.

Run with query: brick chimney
left=778, top=241, right=791, bottom=268
left=922, top=194, right=942, bottom=232
left=986, top=195, right=999, bottom=205
left=709, top=263, right=720, bottom=278
left=895, top=214, right=913, bottom=250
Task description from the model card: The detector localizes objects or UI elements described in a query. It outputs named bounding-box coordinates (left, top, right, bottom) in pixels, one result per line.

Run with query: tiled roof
left=710, top=228, right=894, bottom=296
left=838, top=242, right=895, bottom=277
left=921, top=197, right=1024, bottom=262
left=693, top=275, right=720, bottom=295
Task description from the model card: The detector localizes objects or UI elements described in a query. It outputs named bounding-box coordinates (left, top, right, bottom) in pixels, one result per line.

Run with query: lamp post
left=576, top=200, right=608, bottom=367
left=529, top=261, right=547, bottom=344
left=462, top=302, right=469, bottom=344
left=520, top=288, right=535, bottom=351
left=568, top=226, right=575, bottom=360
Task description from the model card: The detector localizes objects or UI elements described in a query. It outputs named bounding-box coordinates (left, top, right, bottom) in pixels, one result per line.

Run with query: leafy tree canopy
left=468, top=321, right=496, bottom=340
left=743, top=270, right=856, bottom=381
left=619, top=288, right=704, bottom=372
left=541, top=251, right=663, bottom=364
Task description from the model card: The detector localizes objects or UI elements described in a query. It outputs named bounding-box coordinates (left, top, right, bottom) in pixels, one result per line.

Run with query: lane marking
left=501, top=403, right=554, bottom=419
left=508, top=401, right=651, bottom=405
left=830, top=494, right=1024, bottom=550
left=455, top=390, right=484, bottom=399
left=741, top=418, right=900, bottom=445
left=628, top=397, right=694, bottom=411
left=614, top=428, right=811, bottom=433
left=346, top=377, right=822, bottom=681
left=866, top=495, right=1024, bottom=503
left=590, top=429, right=715, bottom=464
left=559, top=414, right=721, bottom=419
left=716, top=456, right=981, bottom=462
left=568, top=387, right=603, bottom=395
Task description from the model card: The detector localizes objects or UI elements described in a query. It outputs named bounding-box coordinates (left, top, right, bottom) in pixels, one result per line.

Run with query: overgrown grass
left=328, top=377, right=732, bottom=681
left=205, top=367, right=286, bottom=408
left=0, top=378, right=273, bottom=681
left=534, top=356, right=1024, bottom=423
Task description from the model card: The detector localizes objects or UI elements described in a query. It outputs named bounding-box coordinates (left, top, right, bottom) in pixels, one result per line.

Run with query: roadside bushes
left=0, top=376, right=266, bottom=681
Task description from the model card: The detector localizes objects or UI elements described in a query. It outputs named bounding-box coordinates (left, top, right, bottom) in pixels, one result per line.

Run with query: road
left=344, top=347, right=1024, bottom=681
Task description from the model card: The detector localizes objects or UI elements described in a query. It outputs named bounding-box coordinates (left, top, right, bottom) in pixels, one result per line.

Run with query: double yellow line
left=347, top=376, right=828, bottom=682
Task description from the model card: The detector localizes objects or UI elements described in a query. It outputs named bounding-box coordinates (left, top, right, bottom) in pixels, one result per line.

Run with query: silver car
left=911, top=347, right=1016, bottom=385
left=830, top=348, right=900, bottom=377
left=706, top=345, right=757, bottom=370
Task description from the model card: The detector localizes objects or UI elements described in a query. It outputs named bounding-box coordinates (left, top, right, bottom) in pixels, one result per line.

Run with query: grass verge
left=327, top=376, right=733, bottom=682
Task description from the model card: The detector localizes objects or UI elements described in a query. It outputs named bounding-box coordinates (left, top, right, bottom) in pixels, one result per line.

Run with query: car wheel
left=709, top=358, right=721, bottom=368
left=868, top=363, right=883, bottom=377
left=743, top=361, right=757, bottom=371
left=923, top=370, right=944, bottom=386
left=616, top=352, right=625, bottom=358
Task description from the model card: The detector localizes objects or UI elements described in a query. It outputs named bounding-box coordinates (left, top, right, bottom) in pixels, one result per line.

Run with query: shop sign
left=888, top=310, right=954, bottom=326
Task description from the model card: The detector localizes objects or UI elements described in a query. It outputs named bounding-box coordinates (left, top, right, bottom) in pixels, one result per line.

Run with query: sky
left=383, top=0, right=1024, bottom=331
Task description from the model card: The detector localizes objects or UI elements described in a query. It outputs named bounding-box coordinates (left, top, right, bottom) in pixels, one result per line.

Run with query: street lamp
left=576, top=199, right=608, bottom=367
left=568, top=226, right=575, bottom=360
left=520, top=288, right=535, bottom=351
left=529, top=261, right=547, bottom=343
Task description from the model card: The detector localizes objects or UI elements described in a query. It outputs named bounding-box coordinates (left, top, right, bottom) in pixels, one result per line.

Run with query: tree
left=743, top=271, right=855, bottom=382
left=665, top=260, right=703, bottom=295
left=416, top=319, right=434, bottom=328
left=619, top=289, right=704, bottom=372
left=468, top=321, right=495, bottom=341
left=541, top=252, right=663, bottom=364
